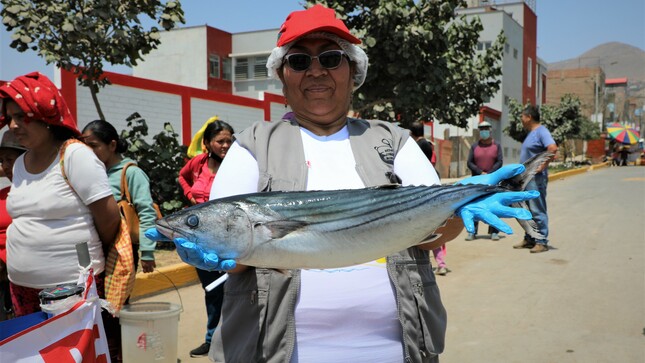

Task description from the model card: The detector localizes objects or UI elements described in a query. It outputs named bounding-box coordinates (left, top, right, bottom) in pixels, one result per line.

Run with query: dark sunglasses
left=283, top=50, right=348, bottom=72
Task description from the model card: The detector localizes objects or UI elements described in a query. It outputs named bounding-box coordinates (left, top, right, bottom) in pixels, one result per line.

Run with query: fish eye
left=186, top=214, right=199, bottom=228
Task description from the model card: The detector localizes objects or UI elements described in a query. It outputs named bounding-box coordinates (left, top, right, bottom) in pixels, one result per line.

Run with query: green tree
left=120, top=112, right=188, bottom=216
left=505, top=95, right=597, bottom=162
left=307, top=0, right=505, bottom=128
left=1, top=0, right=184, bottom=120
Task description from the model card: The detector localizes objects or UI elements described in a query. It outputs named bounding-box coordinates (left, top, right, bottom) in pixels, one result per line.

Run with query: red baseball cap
left=276, top=4, right=361, bottom=47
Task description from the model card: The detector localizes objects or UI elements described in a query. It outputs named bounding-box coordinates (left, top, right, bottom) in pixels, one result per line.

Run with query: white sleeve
left=394, top=139, right=440, bottom=186
left=210, top=142, right=260, bottom=200
left=65, top=143, right=113, bottom=204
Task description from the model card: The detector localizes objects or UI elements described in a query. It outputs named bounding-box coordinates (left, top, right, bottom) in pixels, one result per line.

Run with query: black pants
left=195, top=268, right=225, bottom=344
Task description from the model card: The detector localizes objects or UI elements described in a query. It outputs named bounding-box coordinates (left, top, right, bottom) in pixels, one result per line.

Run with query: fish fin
left=500, top=151, right=555, bottom=191
left=257, top=220, right=309, bottom=239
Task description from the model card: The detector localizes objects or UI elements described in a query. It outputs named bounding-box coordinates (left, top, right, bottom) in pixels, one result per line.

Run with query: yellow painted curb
left=131, top=262, right=198, bottom=299
left=548, top=166, right=589, bottom=181
left=589, top=162, right=611, bottom=170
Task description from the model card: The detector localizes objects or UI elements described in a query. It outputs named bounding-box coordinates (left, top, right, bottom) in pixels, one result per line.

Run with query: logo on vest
left=374, top=138, right=395, bottom=165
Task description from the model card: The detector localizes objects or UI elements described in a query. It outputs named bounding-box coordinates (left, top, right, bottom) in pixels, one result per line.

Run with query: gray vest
left=211, top=118, right=446, bottom=363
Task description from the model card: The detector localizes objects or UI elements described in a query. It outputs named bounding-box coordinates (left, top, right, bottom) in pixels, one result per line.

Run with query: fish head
left=155, top=200, right=255, bottom=260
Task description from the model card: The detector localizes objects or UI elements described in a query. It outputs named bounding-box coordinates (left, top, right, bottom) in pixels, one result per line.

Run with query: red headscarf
left=0, top=72, right=80, bottom=136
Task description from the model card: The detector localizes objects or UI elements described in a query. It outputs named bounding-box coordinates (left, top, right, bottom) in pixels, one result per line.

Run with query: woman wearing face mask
left=466, top=121, right=503, bottom=241
left=178, top=119, right=235, bottom=358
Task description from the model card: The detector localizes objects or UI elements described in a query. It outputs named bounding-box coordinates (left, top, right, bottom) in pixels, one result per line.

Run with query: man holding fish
left=148, top=4, right=539, bottom=362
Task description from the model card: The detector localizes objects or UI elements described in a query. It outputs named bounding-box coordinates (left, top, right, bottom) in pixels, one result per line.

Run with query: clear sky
left=1, top=0, right=644, bottom=81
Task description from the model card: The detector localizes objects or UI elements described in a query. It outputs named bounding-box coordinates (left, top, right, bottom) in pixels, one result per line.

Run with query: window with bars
left=253, top=56, right=268, bottom=79
left=235, top=58, right=249, bottom=80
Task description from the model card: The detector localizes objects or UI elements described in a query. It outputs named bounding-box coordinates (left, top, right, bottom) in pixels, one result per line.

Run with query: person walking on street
left=466, top=121, right=503, bottom=241
left=515, top=105, right=558, bottom=253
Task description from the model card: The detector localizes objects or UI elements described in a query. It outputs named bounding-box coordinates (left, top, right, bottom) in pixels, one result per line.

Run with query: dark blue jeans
left=196, top=268, right=225, bottom=344
left=524, top=173, right=549, bottom=245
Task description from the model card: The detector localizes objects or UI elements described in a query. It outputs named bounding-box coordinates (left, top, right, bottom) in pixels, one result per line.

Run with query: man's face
left=521, top=114, right=531, bottom=130
left=479, top=127, right=491, bottom=140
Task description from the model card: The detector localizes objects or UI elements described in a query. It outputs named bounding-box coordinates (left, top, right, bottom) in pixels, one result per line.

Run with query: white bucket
left=119, top=302, right=182, bottom=363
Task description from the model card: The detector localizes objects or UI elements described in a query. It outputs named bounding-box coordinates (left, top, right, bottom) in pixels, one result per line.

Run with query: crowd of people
left=0, top=4, right=557, bottom=363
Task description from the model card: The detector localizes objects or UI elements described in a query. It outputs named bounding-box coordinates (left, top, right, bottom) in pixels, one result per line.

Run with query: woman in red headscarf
left=0, top=72, right=122, bottom=359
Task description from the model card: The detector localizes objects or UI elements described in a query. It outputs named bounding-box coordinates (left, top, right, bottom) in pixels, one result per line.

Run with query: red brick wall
left=546, top=68, right=604, bottom=119
left=586, top=139, right=606, bottom=162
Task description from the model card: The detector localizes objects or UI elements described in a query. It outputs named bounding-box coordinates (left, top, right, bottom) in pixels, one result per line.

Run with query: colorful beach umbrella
left=606, top=124, right=640, bottom=144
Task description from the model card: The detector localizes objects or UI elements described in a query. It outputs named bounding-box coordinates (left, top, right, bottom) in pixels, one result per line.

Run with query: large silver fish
left=156, top=153, right=551, bottom=269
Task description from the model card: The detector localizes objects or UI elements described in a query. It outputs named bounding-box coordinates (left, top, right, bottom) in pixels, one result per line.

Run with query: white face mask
left=480, top=130, right=491, bottom=139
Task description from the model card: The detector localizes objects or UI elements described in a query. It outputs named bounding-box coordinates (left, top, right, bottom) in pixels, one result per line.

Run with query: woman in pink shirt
left=178, top=119, right=234, bottom=357
left=179, top=120, right=234, bottom=205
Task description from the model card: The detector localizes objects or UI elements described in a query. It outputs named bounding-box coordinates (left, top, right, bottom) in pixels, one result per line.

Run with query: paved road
left=439, top=166, right=644, bottom=363
left=136, top=166, right=645, bottom=363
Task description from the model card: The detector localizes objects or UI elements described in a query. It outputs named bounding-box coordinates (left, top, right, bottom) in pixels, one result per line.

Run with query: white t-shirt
left=210, top=125, right=440, bottom=363
left=7, top=142, right=113, bottom=288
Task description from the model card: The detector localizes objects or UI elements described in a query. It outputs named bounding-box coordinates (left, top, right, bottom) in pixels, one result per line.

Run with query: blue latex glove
left=457, top=164, right=525, bottom=186
left=456, top=191, right=539, bottom=234
left=145, top=228, right=237, bottom=271
left=455, top=164, right=539, bottom=234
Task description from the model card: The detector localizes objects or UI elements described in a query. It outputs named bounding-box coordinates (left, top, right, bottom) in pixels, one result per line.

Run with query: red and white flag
left=0, top=270, right=110, bottom=362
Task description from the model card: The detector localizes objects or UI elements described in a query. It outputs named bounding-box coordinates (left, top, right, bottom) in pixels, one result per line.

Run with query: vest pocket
left=217, top=269, right=267, bottom=361
left=412, top=261, right=446, bottom=357
left=395, top=257, right=446, bottom=359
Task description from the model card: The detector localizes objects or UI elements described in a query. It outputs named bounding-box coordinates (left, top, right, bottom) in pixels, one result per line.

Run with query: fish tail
left=500, top=151, right=555, bottom=191
left=500, top=151, right=554, bottom=241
